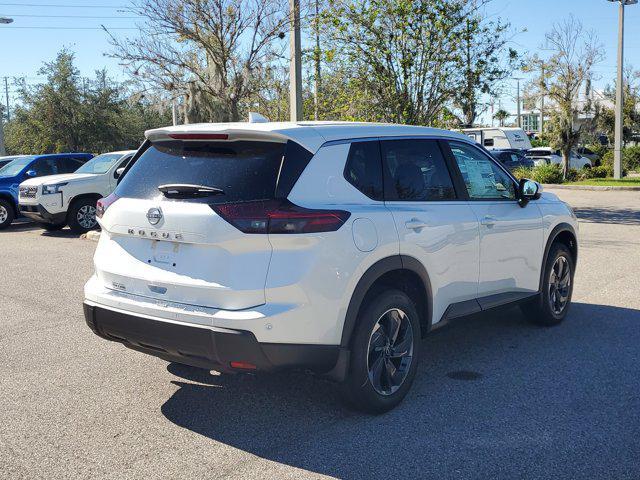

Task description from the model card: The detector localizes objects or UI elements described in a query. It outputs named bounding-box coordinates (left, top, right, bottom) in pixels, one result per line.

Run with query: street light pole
left=513, top=77, right=524, bottom=129
left=0, top=17, right=13, bottom=156
left=609, top=0, right=637, bottom=179
left=289, top=0, right=302, bottom=122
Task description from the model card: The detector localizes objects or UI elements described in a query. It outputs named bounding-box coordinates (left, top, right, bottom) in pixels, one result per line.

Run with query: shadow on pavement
left=161, top=303, right=640, bottom=479
left=574, top=206, right=640, bottom=226
left=4, top=220, right=39, bottom=232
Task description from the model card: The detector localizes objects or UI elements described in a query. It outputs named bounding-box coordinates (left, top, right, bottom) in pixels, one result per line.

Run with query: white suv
left=525, top=147, right=592, bottom=169
left=19, top=150, right=135, bottom=233
left=83, top=122, right=578, bottom=413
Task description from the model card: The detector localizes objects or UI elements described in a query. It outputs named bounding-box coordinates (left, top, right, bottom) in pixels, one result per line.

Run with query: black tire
left=341, top=289, right=421, bottom=414
left=41, top=222, right=65, bottom=231
left=0, top=198, right=15, bottom=230
left=522, top=243, right=574, bottom=326
left=67, top=197, right=99, bottom=234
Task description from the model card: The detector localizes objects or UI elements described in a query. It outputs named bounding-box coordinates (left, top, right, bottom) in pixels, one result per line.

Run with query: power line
left=5, top=14, right=140, bottom=19
left=0, top=3, right=128, bottom=8
left=1, top=26, right=137, bottom=30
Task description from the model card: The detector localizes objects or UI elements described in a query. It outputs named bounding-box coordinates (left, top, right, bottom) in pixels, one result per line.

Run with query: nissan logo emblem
left=146, top=208, right=163, bottom=225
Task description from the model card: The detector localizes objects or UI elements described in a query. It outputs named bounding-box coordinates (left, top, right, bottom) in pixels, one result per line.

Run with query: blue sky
left=0, top=0, right=638, bottom=121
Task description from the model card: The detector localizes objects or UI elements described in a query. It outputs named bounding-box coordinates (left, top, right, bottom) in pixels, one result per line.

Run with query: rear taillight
left=96, top=193, right=119, bottom=219
left=212, top=200, right=350, bottom=234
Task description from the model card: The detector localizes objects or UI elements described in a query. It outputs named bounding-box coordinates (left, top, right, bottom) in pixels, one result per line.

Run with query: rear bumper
left=83, top=302, right=342, bottom=374
left=19, top=204, right=66, bottom=225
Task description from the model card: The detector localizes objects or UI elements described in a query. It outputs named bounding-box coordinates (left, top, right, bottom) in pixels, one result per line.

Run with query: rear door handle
left=405, top=218, right=428, bottom=230
left=480, top=215, right=497, bottom=226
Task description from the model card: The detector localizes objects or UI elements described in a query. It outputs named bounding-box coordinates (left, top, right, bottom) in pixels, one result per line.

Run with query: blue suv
left=0, top=153, right=93, bottom=229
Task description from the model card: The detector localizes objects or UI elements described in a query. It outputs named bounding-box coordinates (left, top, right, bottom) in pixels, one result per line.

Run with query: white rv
left=462, top=127, right=533, bottom=151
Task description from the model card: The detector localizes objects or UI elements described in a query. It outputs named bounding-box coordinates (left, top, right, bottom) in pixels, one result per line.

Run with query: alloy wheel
left=548, top=255, right=571, bottom=315
left=366, top=308, right=414, bottom=396
left=0, top=205, right=7, bottom=224
left=77, top=205, right=97, bottom=229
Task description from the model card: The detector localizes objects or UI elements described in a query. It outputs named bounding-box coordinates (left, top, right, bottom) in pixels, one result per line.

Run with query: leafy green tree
left=493, top=109, right=510, bottom=127
left=536, top=17, right=603, bottom=179
left=455, top=14, right=520, bottom=127
left=4, top=50, right=171, bottom=154
left=322, top=0, right=474, bottom=125
left=598, top=67, right=640, bottom=145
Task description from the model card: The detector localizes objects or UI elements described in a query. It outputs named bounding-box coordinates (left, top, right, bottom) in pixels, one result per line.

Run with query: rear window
left=115, top=140, right=289, bottom=203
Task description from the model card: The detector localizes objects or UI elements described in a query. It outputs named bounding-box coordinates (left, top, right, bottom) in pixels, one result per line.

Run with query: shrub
left=624, top=146, right=640, bottom=172
left=579, top=165, right=611, bottom=179
left=585, top=144, right=609, bottom=166
left=602, top=149, right=629, bottom=176
left=530, top=138, right=549, bottom=148
left=530, top=163, right=564, bottom=184
left=512, top=166, right=533, bottom=180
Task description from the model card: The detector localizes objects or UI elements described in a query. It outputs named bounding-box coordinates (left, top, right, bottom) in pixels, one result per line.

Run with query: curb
left=81, top=231, right=101, bottom=242
left=543, top=184, right=640, bottom=191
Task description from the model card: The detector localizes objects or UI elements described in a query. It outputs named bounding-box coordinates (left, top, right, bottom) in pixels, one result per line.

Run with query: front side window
left=448, top=142, right=516, bottom=200
left=344, top=141, right=383, bottom=200
left=381, top=139, right=455, bottom=201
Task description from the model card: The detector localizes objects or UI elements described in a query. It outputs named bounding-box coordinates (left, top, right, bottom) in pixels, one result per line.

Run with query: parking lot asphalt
left=1, top=188, right=640, bottom=480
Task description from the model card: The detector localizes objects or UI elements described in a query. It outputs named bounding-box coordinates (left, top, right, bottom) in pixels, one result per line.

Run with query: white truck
left=462, top=127, right=533, bottom=151
left=18, top=150, right=136, bottom=233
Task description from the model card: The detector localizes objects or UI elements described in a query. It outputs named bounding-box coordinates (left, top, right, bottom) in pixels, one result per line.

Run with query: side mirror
left=114, top=167, right=125, bottom=179
left=518, top=178, right=542, bottom=207
left=25, top=170, right=37, bottom=178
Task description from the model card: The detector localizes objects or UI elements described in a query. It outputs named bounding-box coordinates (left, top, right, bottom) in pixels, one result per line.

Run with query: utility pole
left=0, top=108, right=5, bottom=156
left=539, top=66, right=545, bottom=135
left=608, top=0, right=637, bottom=179
left=3, top=77, right=9, bottom=122
left=313, top=0, right=321, bottom=121
left=490, top=99, right=495, bottom=127
left=289, top=0, right=302, bottom=122
left=514, top=77, right=523, bottom=129
left=172, top=98, right=178, bottom=126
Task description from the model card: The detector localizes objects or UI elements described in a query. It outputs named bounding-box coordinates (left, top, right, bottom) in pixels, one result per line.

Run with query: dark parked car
left=491, top=149, right=534, bottom=172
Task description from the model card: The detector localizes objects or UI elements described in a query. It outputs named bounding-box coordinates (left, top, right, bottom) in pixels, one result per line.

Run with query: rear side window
left=381, top=139, right=456, bottom=201
left=58, top=157, right=85, bottom=173
left=115, top=140, right=289, bottom=204
left=344, top=141, right=383, bottom=200
left=32, top=158, right=57, bottom=176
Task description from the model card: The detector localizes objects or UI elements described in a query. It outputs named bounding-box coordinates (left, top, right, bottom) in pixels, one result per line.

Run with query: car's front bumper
left=18, top=203, right=66, bottom=225
left=83, top=301, right=343, bottom=375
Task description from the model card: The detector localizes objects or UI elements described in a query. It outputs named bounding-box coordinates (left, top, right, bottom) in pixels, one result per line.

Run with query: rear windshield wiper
left=158, top=184, right=225, bottom=198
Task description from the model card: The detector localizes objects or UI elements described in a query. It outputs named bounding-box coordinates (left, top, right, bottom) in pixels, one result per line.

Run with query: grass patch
left=565, top=177, right=640, bottom=187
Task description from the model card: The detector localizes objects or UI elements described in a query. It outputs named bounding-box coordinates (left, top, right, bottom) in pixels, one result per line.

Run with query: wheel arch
left=67, top=192, right=103, bottom=208
left=0, top=192, right=17, bottom=216
left=539, top=222, right=578, bottom=290
left=65, top=193, right=103, bottom=227
left=340, top=255, right=433, bottom=348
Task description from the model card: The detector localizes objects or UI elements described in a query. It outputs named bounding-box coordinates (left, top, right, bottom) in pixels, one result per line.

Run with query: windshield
left=0, top=157, right=34, bottom=177
left=75, top=153, right=124, bottom=175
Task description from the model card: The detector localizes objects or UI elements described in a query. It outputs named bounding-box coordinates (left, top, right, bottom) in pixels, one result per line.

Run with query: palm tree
left=493, top=109, right=510, bottom=127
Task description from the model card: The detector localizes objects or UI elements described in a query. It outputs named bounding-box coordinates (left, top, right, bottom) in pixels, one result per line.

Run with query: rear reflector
left=230, top=361, right=257, bottom=370
left=96, top=192, right=119, bottom=218
left=168, top=133, right=229, bottom=140
left=212, top=200, right=350, bottom=234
